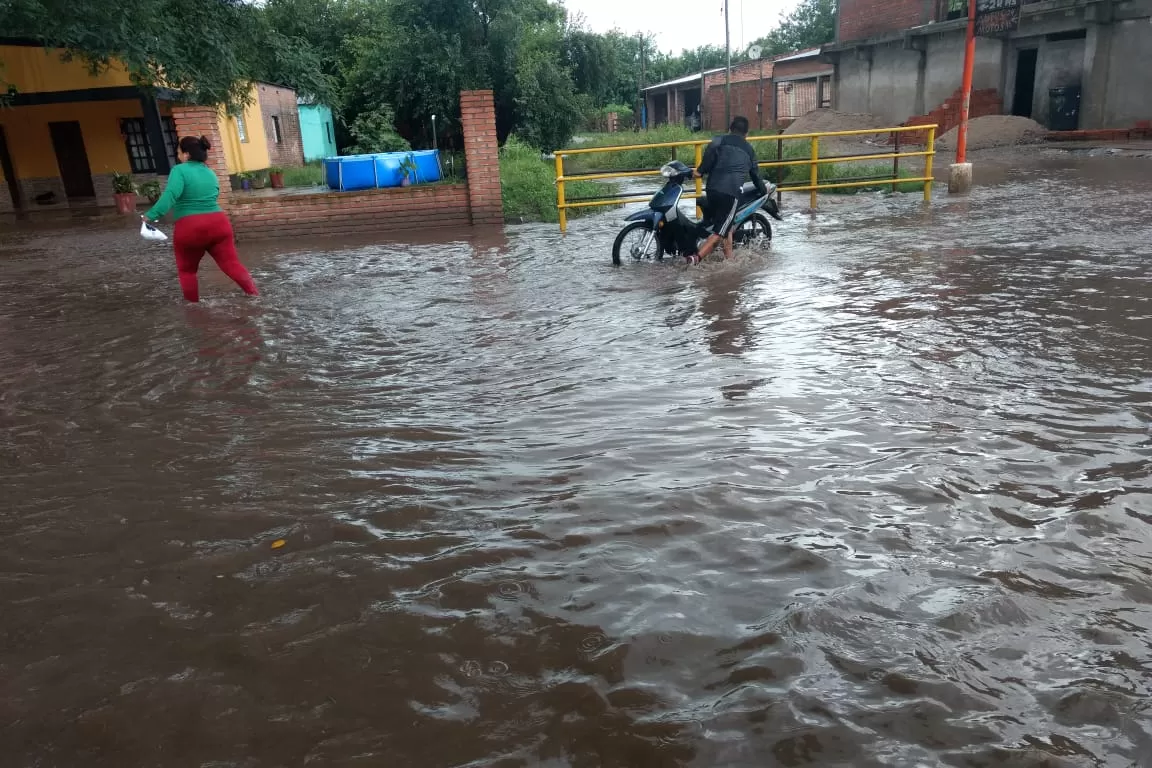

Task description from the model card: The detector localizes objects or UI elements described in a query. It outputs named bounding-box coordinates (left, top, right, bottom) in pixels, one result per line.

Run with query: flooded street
left=3, top=153, right=1152, bottom=767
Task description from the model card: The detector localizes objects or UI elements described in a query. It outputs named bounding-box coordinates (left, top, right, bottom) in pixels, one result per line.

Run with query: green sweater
left=144, top=161, right=223, bottom=222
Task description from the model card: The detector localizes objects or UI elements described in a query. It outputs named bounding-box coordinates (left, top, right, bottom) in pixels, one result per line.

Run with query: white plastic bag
left=140, top=219, right=168, bottom=242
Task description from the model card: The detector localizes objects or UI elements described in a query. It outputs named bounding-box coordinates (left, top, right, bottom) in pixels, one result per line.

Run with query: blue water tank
left=324, top=151, right=442, bottom=191
left=324, top=156, right=377, bottom=191
left=410, top=150, right=441, bottom=183
left=372, top=154, right=405, bottom=188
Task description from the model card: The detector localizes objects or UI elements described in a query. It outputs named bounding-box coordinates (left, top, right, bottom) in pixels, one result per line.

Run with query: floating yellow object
left=271, top=539, right=286, bottom=549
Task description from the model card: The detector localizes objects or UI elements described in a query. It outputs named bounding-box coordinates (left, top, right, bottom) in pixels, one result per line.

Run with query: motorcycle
left=612, top=160, right=783, bottom=266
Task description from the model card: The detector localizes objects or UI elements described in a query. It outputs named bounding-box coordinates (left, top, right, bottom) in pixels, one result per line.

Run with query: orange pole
left=955, top=0, right=977, bottom=164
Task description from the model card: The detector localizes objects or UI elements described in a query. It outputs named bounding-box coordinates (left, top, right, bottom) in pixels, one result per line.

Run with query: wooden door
left=0, top=126, right=20, bottom=209
left=48, top=121, right=96, bottom=199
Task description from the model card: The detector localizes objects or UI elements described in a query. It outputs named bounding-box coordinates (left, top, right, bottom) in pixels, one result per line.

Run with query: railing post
left=694, top=142, right=704, bottom=219
left=924, top=127, right=935, bottom=203
left=809, top=136, right=819, bottom=210
left=776, top=137, right=783, bottom=204
left=556, top=152, right=567, bottom=233
left=892, top=131, right=901, bottom=193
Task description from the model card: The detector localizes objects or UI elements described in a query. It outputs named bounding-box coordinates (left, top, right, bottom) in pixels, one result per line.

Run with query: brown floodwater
left=3, top=154, right=1152, bottom=767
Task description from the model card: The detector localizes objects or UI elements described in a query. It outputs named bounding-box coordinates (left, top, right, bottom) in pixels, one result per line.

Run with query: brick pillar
left=170, top=105, right=230, bottom=195
left=460, top=90, right=502, bottom=226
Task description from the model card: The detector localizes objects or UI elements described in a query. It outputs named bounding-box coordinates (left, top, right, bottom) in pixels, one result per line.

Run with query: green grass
left=763, top=142, right=924, bottom=194
left=562, top=129, right=925, bottom=196
left=500, top=137, right=617, bottom=222
left=282, top=162, right=325, bottom=187
left=562, top=126, right=702, bottom=174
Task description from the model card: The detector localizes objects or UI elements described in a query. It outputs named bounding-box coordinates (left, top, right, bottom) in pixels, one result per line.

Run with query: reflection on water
left=3, top=158, right=1152, bottom=767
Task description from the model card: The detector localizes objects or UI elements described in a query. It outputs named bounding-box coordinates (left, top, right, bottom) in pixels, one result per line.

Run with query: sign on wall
left=975, top=0, right=1021, bottom=35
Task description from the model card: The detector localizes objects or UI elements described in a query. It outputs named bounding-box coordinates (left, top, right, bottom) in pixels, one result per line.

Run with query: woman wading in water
left=144, top=136, right=259, bottom=302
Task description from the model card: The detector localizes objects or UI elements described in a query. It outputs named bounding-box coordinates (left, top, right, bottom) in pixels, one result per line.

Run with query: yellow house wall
left=0, top=100, right=146, bottom=179
left=0, top=45, right=135, bottom=93
left=216, top=90, right=271, bottom=174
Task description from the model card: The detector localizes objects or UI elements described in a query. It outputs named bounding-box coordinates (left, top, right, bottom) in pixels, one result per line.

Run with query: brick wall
left=14, top=177, right=67, bottom=208
left=256, top=83, right=305, bottom=168
left=170, top=105, right=230, bottom=196
left=702, top=61, right=775, bottom=130
left=839, top=0, right=933, bottom=43
left=224, top=90, right=502, bottom=240
left=460, top=89, right=502, bottom=226
left=227, top=184, right=471, bottom=240
left=897, top=87, right=1002, bottom=143
left=705, top=81, right=772, bottom=131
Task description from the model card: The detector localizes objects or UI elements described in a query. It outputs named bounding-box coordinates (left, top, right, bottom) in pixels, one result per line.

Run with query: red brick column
left=170, top=105, right=231, bottom=196
left=460, top=90, right=502, bottom=226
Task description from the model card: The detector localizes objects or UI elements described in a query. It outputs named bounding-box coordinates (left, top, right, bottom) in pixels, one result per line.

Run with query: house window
left=121, top=117, right=179, bottom=173
left=272, top=115, right=283, bottom=144
left=236, top=114, right=249, bottom=143
left=945, top=0, right=968, bottom=20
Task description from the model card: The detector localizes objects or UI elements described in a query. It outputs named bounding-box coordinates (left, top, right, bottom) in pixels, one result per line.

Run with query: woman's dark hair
left=179, top=135, right=211, bottom=162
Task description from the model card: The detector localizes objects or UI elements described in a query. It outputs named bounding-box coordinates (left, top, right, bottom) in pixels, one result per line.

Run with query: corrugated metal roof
left=773, top=48, right=823, bottom=63
left=643, top=67, right=724, bottom=92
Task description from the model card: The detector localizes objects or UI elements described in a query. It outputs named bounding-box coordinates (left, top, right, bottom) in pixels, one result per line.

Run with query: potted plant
left=399, top=154, right=418, bottom=187
left=237, top=172, right=252, bottom=191
left=268, top=166, right=285, bottom=189
left=139, top=180, right=162, bottom=205
left=250, top=170, right=267, bottom=190
left=112, top=171, right=137, bottom=214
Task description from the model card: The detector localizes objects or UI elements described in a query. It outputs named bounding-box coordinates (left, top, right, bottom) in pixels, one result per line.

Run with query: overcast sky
left=560, top=0, right=804, bottom=54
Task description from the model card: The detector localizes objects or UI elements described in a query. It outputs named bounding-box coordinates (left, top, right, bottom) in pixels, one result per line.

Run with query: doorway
left=653, top=94, right=669, bottom=126
left=48, top=121, right=96, bottom=200
left=1012, top=49, right=1039, bottom=118
left=0, top=126, right=21, bottom=210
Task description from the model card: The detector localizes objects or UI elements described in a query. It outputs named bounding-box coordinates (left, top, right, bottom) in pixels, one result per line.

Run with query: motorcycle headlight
left=660, top=164, right=677, bottom=178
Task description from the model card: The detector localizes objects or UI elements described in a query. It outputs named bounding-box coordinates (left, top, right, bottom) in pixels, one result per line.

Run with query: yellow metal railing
left=553, top=125, right=937, bottom=232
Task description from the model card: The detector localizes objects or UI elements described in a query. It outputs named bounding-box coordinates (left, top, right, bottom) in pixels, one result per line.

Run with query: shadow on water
left=3, top=153, right=1152, bottom=766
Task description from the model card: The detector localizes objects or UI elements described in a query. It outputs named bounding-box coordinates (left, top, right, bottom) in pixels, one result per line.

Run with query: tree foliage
left=0, top=0, right=332, bottom=108
left=347, top=105, right=411, bottom=154
left=0, top=0, right=829, bottom=150
left=751, top=0, right=837, bottom=57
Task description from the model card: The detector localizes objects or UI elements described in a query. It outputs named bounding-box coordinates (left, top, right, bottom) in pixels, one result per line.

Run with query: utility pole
left=638, top=32, right=647, bottom=130
left=724, top=0, right=732, bottom=128
left=950, top=0, right=977, bottom=193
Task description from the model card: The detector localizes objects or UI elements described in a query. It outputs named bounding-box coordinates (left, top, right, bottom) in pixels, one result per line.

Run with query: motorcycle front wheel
left=734, top=212, right=773, bottom=251
left=612, top=221, right=664, bottom=266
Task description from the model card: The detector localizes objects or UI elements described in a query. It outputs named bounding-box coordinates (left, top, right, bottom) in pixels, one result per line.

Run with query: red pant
left=173, top=212, right=259, bottom=302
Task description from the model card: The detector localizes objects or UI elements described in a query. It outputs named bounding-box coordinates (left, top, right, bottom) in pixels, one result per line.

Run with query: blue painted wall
left=298, top=104, right=337, bottom=161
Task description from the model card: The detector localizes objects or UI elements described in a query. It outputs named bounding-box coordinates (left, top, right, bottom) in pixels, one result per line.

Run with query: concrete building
left=824, top=0, right=1152, bottom=131
left=0, top=41, right=307, bottom=212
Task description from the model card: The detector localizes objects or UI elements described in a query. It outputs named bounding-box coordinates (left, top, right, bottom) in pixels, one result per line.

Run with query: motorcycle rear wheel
left=734, top=212, right=773, bottom=251
left=612, top=221, right=664, bottom=266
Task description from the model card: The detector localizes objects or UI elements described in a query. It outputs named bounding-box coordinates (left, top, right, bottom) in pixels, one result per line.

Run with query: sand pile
left=778, top=109, right=893, bottom=158
left=783, top=109, right=890, bottom=138
left=936, top=115, right=1046, bottom=151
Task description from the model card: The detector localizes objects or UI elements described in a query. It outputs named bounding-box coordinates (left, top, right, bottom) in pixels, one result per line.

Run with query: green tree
left=0, top=0, right=328, bottom=108
left=513, top=35, right=582, bottom=149
left=751, top=0, right=836, bottom=57
left=346, top=105, right=411, bottom=154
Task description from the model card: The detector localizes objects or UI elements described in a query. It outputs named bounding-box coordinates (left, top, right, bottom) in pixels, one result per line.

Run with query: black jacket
left=698, top=133, right=768, bottom=197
